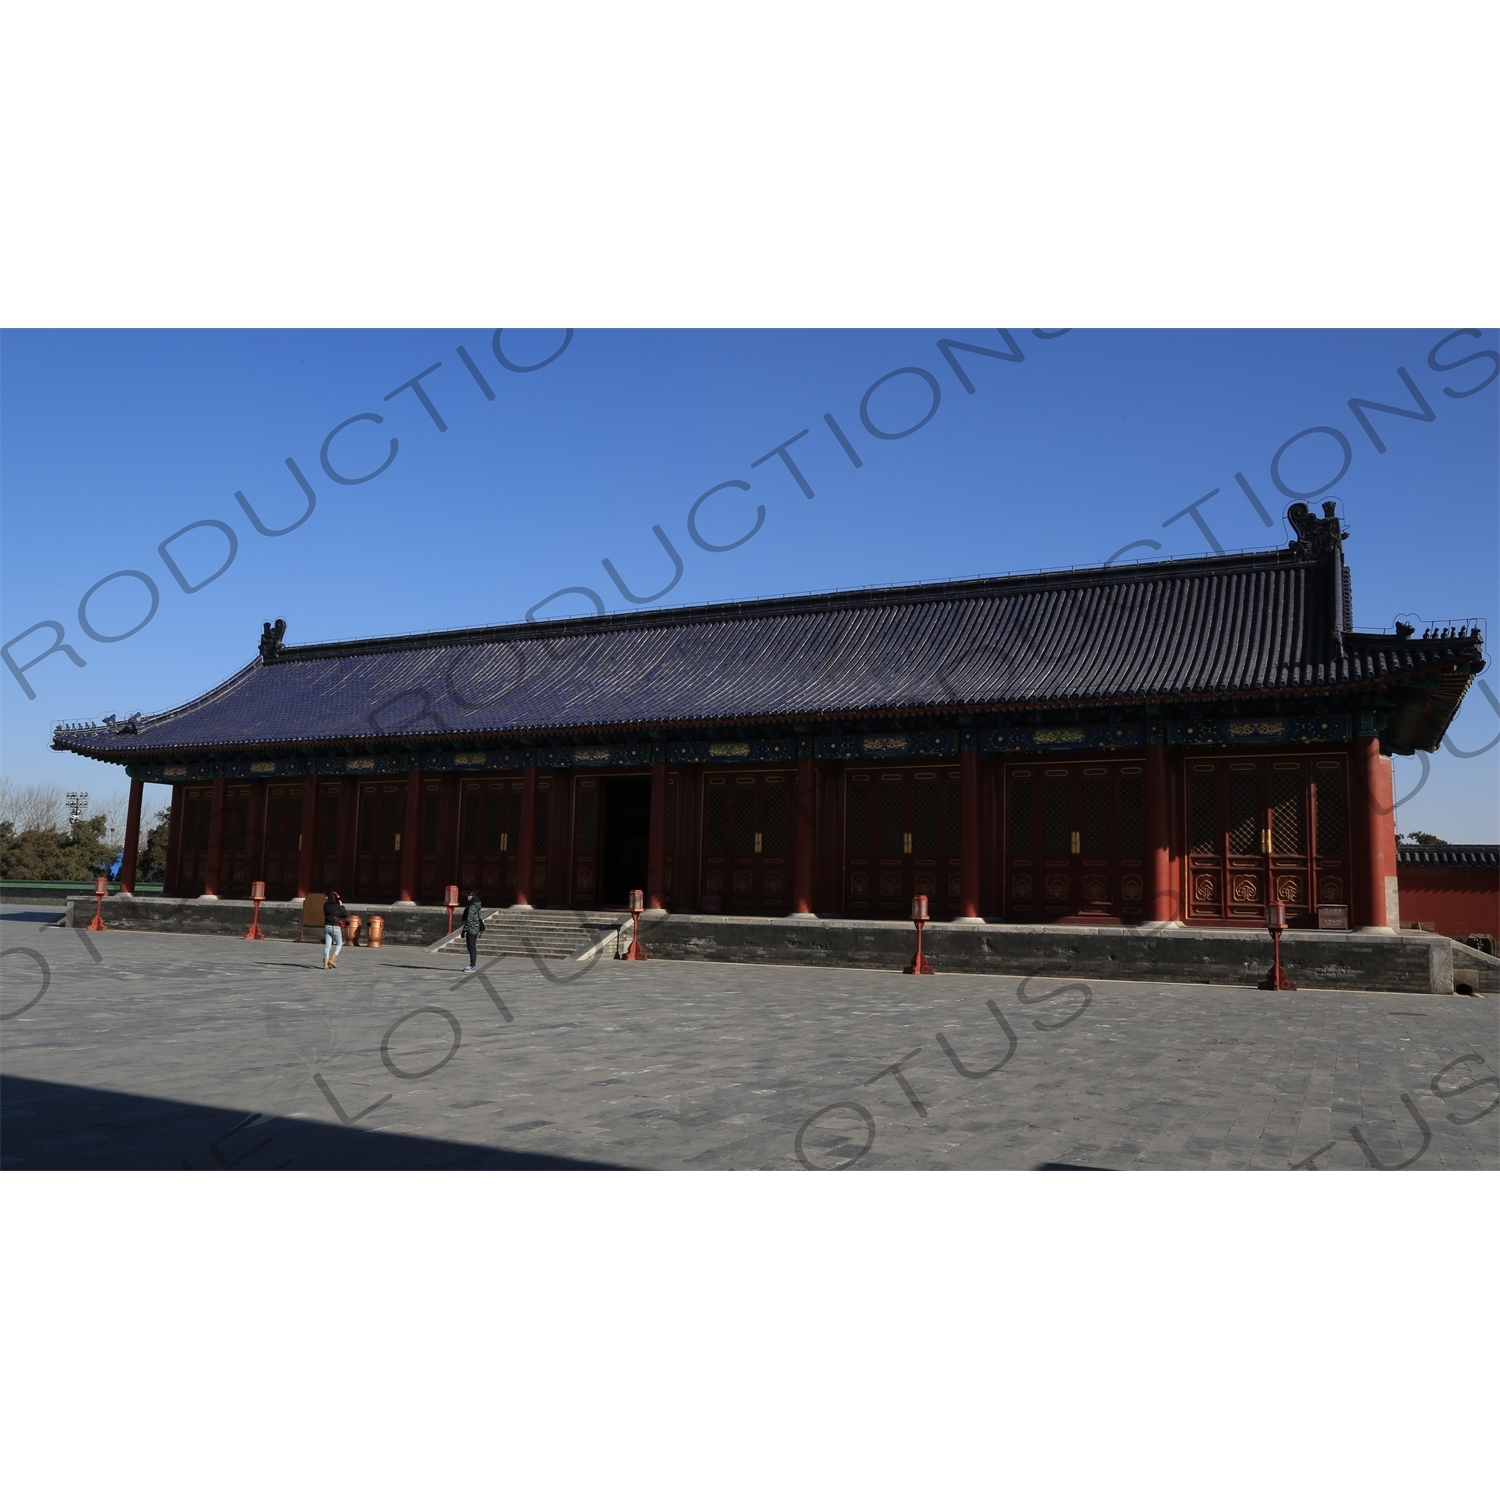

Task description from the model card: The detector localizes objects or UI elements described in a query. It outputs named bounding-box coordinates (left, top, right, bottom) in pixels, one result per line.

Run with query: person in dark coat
left=322, top=890, right=349, bottom=969
left=458, top=889, right=484, bottom=972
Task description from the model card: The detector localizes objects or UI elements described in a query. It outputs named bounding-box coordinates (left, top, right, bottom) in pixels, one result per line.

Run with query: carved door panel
left=1186, top=757, right=1347, bottom=926
left=220, top=784, right=255, bottom=897
left=571, top=779, right=600, bottom=908
left=417, top=782, right=442, bottom=902
left=262, top=783, right=304, bottom=899
left=176, top=785, right=213, bottom=896
left=1004, top=763, right=1145, bottom=922
left=844, top=768, right=963, bottom=916
left=354, top=781, right=407, bottom=902
left=456, top=779, right=521, bottom=905
left=531, top=780, right=552, bottom=904
left=700, top=772, right=793, bottom=913
left=313, top=786, right=343, bottom=893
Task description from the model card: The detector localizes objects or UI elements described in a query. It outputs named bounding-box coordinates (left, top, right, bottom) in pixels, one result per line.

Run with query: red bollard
left=445, top=884, right=459, bottom=935
left=904, top=893, right=935, bottom=974
left=1257, top=899, right=1297, bottom=991
left=623, top=888, right=648, bottom=960
left=244, top=880, right=266, bottom=940
left=87, top=874, right=109, bottom=932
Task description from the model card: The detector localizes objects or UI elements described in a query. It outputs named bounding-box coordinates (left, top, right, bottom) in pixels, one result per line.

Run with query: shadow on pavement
left=0, top=1075, right=628, bottom=1171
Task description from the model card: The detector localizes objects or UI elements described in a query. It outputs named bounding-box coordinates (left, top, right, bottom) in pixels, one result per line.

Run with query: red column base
left=87, top=895, right=108, bottom=933
left=903, top=922, right=935, bottom=975
left=1257, top=965, right=1297, bottom=991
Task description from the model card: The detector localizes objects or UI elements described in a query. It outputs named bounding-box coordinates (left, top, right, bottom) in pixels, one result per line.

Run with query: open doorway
left=600, top=776, right=651, bottom=906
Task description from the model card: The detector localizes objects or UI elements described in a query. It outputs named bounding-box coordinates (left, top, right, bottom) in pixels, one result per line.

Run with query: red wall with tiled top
left=1397, top=868, right=1499, bottom=941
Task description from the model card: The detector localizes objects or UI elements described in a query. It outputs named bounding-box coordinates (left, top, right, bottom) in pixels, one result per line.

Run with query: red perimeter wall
left=1397, top=868, right=1499, bottom=941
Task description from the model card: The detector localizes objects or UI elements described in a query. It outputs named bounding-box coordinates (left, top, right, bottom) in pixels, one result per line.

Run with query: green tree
left=0, top=814, right=120, bottom=881
left=139, top=807, right=171, bottom=881
left=1401, top=830, right=1448, bottom=845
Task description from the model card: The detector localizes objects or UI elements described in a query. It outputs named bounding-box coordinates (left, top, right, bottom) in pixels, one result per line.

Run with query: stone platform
left=63, top=895, right=1496, bottom=995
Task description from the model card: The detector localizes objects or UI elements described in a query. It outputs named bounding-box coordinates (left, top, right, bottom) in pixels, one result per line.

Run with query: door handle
left=754, top=832, right=763, bottom=854
left=1070, top=831, right=1080, bottom=854
left=903, top=832, right=912, bottom=854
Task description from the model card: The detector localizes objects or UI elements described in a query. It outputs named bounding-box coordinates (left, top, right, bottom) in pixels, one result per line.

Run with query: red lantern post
left=1257, top=900, right=1297, bottom=991
left=623, top=888, right=648, bottom=961
left=244, top=880, right=266, bottom=940
left=87, top=874, right=109, bottom=932
left=445, top=884, right=460, bottom=934
left=904, top=893, right=935, bottom=975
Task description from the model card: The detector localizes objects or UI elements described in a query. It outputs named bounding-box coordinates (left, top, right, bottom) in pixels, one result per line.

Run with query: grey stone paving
left=1, top=911, right=1496, bottom=1170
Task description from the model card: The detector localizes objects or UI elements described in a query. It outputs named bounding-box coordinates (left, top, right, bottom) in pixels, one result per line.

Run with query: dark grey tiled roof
left=54, top=546, right=1486, bottom=760
left=1396, top=844, right=1499, bottom=868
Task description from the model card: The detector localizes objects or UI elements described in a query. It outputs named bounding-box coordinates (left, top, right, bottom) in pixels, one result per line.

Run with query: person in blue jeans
left=458, top=890, right=484, bottom=972
left=322, top=891, right=348, bottom=969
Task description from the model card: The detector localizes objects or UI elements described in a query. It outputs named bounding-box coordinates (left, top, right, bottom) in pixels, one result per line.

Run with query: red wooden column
left=513, top=763, right=539, bottom=908
left=201, top=775, right=227, bottom=898
left=164, top=784, right=185, bottom=896
left=396, top=767, right=423, bottom=905
left=956, top=743, right=983, bottom=921
left=1352, top=729, right=1395, bottom=930
left=118, top=778, right=144, bottom=895
left=1146, top=737, right=1174, bottom=922
left=645, top=755, right=668, bottom=910
left=295, top=774, right=319, bottom=897
left=791, top=751, right=817, bottom=916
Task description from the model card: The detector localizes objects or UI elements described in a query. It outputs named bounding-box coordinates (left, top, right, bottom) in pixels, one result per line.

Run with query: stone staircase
left=464, top=908, right=631, bottom=962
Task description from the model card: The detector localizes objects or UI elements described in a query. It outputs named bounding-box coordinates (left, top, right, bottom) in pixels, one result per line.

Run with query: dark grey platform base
left=632, top=911, right=1484, bottom=996
left=65, top=894, right=454, bottom=947
left=65, top=896, right=1496, bottom=995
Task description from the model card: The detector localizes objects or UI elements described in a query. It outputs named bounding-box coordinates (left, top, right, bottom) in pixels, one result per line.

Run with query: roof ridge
left=275, top=545, right=1305, bottom=660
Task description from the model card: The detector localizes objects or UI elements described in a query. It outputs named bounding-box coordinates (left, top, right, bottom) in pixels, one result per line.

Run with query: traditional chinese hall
left=55, top=503, right=1486, bottom=933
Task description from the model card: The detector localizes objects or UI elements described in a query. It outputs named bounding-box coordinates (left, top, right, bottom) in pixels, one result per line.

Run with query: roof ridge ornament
left=1286, top=499, right=1349, bottom=560
left=259, top=618, right=287, bottom=664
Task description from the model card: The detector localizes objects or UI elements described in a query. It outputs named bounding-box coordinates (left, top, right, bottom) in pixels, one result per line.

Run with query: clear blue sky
left=2, top=328, right=1495, bottom=839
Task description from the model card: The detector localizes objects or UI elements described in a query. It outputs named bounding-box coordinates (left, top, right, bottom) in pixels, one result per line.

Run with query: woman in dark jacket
left=458, top=890, right=484, bottom=972
left=322, top=891, right=349, bottom=969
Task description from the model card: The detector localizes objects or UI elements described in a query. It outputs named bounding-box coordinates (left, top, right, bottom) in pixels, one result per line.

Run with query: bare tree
left=0, top=778, right=66, bottom=832
left=0, top=779, right=168, bottom=839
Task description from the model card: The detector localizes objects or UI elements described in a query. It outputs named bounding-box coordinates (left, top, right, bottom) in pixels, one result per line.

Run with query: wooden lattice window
left=225, top=792, right=249, bottom=854
left=732, top=788, right=757, bottom=856
left=1079, top=779, right=1108, bottom=857
left=265, top=795, right=286, bottom=854
left=575, top=786, right=596, bottom=855
left=377, top=792, right=399, bottom=853
left=762, top=785, right=788, bottom=856
left=1119, top=776, right=1143, bottom=856
left=878, top=783, right=904, bottom=857
left=947, top=778, right=962, bottom=857
left=1009, top=780, right=1033, bottom=857
left=912, top=781, right=939, bottom=856
left=422, top=788, right=440, bottom=854
left=1191, top=776, right=1218, bottom=854
left=704, top=786, right=725, bottom=856
left=664, top=780, right=676, bottom=858
left=847, top=782, right=869, bottom=856
left=506, top=790, right=522, bottom=853
left=1270, top=775, right=1304, bottom=853
left=535, top=788, right=550, bottom=856
left=482, top=792, right=503, bottom=854
left=320, top=796, right=340, bottom=854
left=1043, top=778, right=1070, bottom=857
left=1315, top=772, right=1344, bottom=856
left=1227, top=776, right=1259, bottom=855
